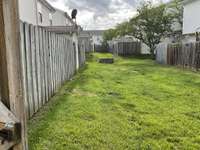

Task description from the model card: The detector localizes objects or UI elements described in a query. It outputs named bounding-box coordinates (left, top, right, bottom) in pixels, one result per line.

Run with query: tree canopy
left=103, top=0, right=183, bottom=56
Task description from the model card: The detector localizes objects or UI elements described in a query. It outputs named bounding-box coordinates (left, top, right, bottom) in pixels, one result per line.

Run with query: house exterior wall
left=92, top=35, right=103, bottom=46
left=18, top=0, right=37, bottom=25
left=183, top=0, right=200, bottom=34
left=52, top=10, right=67, bottom=26
left=66, top=18, right=73, bottom=26
left=18, top=0, right=74, bottom=27
left=37, top=1, right=52, bottom=26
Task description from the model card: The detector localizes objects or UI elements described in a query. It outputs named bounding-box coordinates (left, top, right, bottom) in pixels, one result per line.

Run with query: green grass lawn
left=29, top=53, right=200, bottom=150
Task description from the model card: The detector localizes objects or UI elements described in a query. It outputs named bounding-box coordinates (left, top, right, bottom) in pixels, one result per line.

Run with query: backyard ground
left=29, top=53, right=200, bottom=150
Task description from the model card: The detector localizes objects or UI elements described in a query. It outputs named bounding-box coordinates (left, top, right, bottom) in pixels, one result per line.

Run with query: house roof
left=38, top=0, right=56, bottom=12
left=183, top=0, right=198, bottom=5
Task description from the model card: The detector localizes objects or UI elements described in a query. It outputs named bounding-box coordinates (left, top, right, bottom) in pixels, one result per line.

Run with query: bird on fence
left=71, top=9, right=78, bottom=24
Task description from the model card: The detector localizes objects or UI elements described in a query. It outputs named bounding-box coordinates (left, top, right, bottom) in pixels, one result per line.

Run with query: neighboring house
left=18, top=0, right=81, bottom=70
left=18, top=0, right=74, bottom=27
left=18, top=0, right=38, bottom=25
left=80, top=30, right=105, bottom=51
left=156, top=0, right=200, bottom=64
left=37, top=0, right=56, bottom=26
left=38, top=0, right=74, bottom=27
left=183, top=0, right=200, bottom=34
left=52, top=8, right=74, bottom=26
left=182, top=0, right=200, bottom=43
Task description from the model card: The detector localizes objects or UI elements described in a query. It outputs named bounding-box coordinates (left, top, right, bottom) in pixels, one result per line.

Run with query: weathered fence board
left=156, top=42, right=200, bottom=70
left=167, top=43, right=200, bottom=69
left=110, top=41, right=141, bottom=56
left=0, top=21, right=86, bottom=119
left=24, top=23, right=34, bottom=117
left=5, top=22, right=84, bottom=119
left=20, top=22, right=29, bottom=117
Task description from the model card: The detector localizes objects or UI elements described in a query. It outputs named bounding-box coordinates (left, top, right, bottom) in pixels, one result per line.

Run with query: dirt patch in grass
left=71, top=88, right=97, bottom=97
left=79, top=113, right=96, bottom=121
left=120, top=103, right=136, bottom=111
left=184, top=111, right=200, bottom=120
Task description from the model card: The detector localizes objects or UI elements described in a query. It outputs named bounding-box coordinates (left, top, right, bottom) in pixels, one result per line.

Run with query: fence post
left=0, top=0, right=28, bottom=149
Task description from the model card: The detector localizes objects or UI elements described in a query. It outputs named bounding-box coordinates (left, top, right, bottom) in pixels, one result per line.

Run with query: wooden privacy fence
left=78, top=38, right=86, bottom=66
left=0, top=1, right=86, bottom=148
left=78, top=36, right=92, bottom=53
left=167, top=42, right=200, bottom=69
left=112, top=42, right=141, bottom=56
left=19, top=22, right=80, bottom=118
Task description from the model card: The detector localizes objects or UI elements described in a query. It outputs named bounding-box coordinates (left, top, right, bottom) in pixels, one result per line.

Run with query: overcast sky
left=47, top=0, right=170, bottom=30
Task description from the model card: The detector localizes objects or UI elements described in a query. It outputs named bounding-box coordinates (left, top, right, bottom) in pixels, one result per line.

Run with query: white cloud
left=47, top=0, right=171, bottom=30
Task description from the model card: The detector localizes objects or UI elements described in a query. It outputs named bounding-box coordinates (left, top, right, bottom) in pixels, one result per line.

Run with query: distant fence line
left=78, top=37, right=92, bottom=53
left=0, top=22, right=86, bottom=118
left=109, top=41, right=141, bottom=56
left=156, top=42, right=200, bottom=70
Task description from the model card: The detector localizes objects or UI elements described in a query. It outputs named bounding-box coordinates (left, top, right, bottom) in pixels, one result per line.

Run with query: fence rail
left=0, top=22, right=86, bottom=119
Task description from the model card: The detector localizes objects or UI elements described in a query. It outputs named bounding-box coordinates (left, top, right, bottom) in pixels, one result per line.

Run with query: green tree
left=168, top=0, right=183, bottom=29
left=129, top=2, right=173, bottom=57
left=115, top=22, right=133, bottom=37
left=103, top=29, right=117, bottom=42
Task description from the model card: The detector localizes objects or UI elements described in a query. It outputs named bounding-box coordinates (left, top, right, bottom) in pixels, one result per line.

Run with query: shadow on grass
left=119, top=54, right=153, bottom=60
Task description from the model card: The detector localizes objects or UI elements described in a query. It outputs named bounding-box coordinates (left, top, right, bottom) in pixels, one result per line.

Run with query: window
left=39, top=12, right=43, bottom=23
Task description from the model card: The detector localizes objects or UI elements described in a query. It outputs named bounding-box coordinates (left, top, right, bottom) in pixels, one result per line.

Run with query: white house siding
left=52, top=10, right=67, bottom=26
left=18, top=0, right=37, bottom=25
left=66, top=18, right=73, bottom=26
left=92, top=35, right=103, bottom=46
left=183, top=0, right=200, bottom=34
left=37, top=1, right=52, bottom=26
